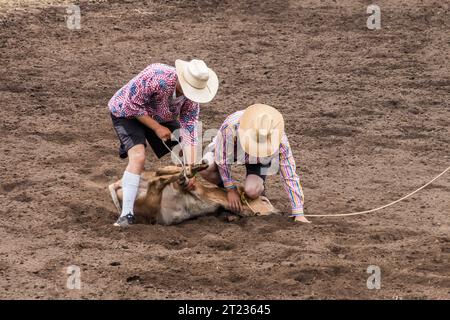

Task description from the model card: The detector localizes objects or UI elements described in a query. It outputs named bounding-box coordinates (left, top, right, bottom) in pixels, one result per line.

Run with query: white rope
left=161, top=135, right=188, bottom=180
left=240, top=191, right=258, bottom=215
left=304, top=165, right=450, bottom=217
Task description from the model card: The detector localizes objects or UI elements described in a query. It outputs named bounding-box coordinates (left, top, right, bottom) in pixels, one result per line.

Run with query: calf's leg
left=199, top=152, right=222, bottom=185
left=109, top=181, right=122, bottom=214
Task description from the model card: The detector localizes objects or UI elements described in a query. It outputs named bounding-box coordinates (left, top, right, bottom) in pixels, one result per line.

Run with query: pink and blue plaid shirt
left=108, top=63, right=199, bottom=145
left=213, top=111, right=305, bottom=216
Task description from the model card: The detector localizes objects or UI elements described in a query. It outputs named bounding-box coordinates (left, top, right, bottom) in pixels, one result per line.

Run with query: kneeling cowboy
left=200, top=104, right=310, bottom=223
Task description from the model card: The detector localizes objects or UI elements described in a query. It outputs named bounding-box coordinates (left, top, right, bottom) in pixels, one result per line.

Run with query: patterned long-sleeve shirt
left=213, top=111, right=305, bottom=216
left=108, top=63, right=200, bottom=145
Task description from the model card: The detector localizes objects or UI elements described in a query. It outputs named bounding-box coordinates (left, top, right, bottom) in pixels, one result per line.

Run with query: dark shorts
left=215, top=163, right=270, bottom=189
left=245, top=163, right=271, bottom=181
left=111, top=114, right=180, bottom=159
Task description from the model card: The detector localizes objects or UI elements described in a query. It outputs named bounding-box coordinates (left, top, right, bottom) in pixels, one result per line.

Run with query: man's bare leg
left=114, top=144, right=145, bottom=227
left=244, top=174, right=265, bottom=199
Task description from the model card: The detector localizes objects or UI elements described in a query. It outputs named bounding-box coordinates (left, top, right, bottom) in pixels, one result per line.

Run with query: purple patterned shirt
left=213, top=111, right=305, bottom=216
left=108, top=63, right=200, bottom=145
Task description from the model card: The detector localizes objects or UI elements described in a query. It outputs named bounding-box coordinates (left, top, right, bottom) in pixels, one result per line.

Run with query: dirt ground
left=0, top=0, right=449, bottom=299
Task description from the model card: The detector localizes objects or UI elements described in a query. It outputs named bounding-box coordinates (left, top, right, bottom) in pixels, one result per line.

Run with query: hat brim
left=175, top=59, right=218, bottom=104
left=238, top=104, right=285, bottom=158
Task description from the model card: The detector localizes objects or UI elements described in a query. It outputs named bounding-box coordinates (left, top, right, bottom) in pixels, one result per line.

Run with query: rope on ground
left=304, top=165, right=450, bottom=218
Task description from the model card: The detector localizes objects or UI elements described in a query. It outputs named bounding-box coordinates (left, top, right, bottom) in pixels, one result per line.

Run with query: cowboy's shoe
left=113, top=213, right=135, bottom=227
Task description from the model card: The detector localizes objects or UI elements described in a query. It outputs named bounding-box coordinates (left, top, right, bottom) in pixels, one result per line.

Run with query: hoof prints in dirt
left=203, top=235, right=236, bottom=251
left=292, top=266, right=346, bottom=285
left=1, top=181, right=28, bottom=193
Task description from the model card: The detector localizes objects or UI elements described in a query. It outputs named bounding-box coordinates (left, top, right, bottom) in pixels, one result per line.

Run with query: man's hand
left=155, top=125, right=172, bottom=141
left=185, top=176, right=196, bottom=191
left=294, top=215, right=311, bottom=224
left=227, top=188, right=242, bottom=213
left=136, top=115, right=171, bottom=141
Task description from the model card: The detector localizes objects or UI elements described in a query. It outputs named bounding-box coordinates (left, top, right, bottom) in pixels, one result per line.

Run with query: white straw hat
left=175, top=59, right=218, bottom=103
left=238, top=104, right=285, bottom=158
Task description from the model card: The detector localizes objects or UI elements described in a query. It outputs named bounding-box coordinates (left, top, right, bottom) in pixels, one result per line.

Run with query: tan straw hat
left=175, top=59, right=218, bottom=103
left=238, top=104, right=285, bottom=158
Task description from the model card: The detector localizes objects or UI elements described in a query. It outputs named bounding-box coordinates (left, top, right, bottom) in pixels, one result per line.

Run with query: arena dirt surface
left=0, top=0, right=449, bottom=299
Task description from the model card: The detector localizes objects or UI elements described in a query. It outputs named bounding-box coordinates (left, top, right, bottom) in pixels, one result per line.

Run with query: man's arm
left=136, top=115, right=171, bottom=141
left=214, top=124, right=242, bottom=212
left=179, top=100, right=200, bottom=164
left=117, top=71, right=154, bottom=118
left=278, top=135, right=305, bottom=216
left=214, top=125, right=237, bottom=189
left=136, top=115, right=162, bottom=131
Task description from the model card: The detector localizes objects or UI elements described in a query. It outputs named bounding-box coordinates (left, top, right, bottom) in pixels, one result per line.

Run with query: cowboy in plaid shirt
left=200, top=105, right=310, bottom=223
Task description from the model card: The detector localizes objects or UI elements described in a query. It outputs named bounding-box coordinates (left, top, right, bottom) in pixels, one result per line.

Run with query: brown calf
left=108, top=163, right=280, bottom=225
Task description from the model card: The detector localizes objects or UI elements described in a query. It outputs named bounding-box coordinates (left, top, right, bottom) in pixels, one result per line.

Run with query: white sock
left=120, top=171, right=141, bottom=218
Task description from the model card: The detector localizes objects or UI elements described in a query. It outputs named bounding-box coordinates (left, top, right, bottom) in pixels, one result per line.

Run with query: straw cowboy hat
left=175, top=59, right=218, bottom=103
left=238, top=104, right=285, bottom=158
